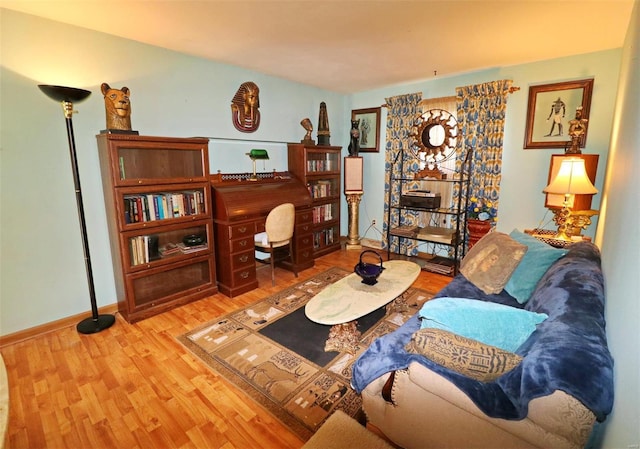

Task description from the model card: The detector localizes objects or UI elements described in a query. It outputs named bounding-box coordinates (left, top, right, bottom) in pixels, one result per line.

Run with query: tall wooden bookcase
left=96, top=134, right=217, bottom=323
left=287, top=143, right=342, bottom=257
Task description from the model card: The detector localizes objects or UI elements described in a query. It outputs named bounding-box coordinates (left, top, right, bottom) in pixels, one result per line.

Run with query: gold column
left=345, top=193, right=363, bottom=250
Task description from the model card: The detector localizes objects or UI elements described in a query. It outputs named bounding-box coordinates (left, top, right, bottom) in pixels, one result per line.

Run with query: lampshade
left=248, top=149, right=269, bottom=160
left=38, top=85, right=91, bottom=103
left=543, top=158, right=598, bottom=195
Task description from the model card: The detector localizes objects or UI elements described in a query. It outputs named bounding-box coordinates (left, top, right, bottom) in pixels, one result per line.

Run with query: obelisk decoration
left=317, top=102, right=331, bottom=146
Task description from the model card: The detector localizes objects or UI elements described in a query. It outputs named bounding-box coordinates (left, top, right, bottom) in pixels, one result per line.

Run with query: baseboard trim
left=0, top=304, right=119, bottom=348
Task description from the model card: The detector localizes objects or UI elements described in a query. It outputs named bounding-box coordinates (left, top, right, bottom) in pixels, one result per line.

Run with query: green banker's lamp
left=247, top=148, right=269, bottom=181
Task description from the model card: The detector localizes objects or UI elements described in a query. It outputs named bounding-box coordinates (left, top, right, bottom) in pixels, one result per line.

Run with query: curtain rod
left=380, top=85, right=521, bottom=108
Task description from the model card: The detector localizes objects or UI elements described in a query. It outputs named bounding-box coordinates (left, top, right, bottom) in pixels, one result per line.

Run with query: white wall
left=0, top=9, right=347, bottom=335
left=596, top=1, right=640, bottom=447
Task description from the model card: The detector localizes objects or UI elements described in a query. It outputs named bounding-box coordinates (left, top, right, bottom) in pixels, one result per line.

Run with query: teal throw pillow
left=504, top=229, right=568, bottom=304
left=418, top=297, right=548, bottom=352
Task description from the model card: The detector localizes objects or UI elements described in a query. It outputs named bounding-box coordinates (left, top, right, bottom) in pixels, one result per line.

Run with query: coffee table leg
left=324, top=321, right=361, bottom=354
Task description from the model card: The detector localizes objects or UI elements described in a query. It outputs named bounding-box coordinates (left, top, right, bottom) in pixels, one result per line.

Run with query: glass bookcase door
left=306, top=150, right=340, bottom=173
left=311, top=201, right=338, bottom=224
left=307, top=178, right=339, bottom=200
left=116, top=146, right=206, bottom=185
left=118, top=183, right=209, bottom=229
left=128, top=256, right=213, bottom=309
left=312, top=223, right=339, bottom=251
left=123, top=221, right=212, bottom=272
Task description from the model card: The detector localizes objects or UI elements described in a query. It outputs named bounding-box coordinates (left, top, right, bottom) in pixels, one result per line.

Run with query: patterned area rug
left=178, top=267, right=432, bottom=440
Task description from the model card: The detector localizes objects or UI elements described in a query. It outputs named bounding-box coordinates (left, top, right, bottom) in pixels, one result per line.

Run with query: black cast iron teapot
left=354, top=250, right=385, bottom=285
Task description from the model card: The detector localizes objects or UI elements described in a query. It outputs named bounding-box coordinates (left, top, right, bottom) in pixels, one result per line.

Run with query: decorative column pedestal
left=345, top=192, right=363, bottom=250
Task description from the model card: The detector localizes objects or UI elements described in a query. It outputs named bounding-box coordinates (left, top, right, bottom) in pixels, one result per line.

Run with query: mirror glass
left=412, top=109, right=458, bottom=170
left=422, top=124, right=446, bottom=149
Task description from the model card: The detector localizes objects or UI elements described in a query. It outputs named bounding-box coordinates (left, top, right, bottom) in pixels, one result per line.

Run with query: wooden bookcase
left=96, top=134, right=217, bottom=322
left=288, top=143, right=342, bottom=257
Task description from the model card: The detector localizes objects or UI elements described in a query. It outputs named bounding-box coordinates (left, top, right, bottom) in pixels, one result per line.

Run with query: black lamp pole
left=38, top=85, right=116, bottom=334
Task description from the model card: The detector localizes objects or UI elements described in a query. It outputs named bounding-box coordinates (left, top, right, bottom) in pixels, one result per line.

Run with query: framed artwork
left=524, top=78, right=594, bottom=149
left=351, top=107, right=380, bottom=153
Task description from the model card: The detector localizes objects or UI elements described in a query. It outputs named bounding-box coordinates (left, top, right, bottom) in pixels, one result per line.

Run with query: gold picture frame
left=524, top=78, right=594, bottom=149
left=351, top=107, right=380, bottom=153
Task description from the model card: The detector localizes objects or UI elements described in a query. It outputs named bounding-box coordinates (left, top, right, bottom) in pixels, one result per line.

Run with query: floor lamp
left=39, top=85, right=116, bottom=334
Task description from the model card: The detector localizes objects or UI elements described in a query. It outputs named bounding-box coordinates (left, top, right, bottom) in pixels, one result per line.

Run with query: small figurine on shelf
left=566, top=106, right=588, bottom=154
left=348, top=119, right=360, bottom=156
left=300, top=118, right=315, bottom=145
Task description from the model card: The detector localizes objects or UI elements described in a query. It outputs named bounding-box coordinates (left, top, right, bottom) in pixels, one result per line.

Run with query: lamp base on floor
left=77, top=314, right=116, bottom=334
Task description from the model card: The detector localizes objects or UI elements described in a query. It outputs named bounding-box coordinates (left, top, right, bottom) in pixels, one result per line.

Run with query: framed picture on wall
left=524, top=78, right=594, bottom=149
left=351, top=107, right=380, bottom=153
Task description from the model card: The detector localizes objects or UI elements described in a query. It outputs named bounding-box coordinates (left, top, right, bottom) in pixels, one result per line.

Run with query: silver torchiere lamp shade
left=38, top=84, right=116, bottom=334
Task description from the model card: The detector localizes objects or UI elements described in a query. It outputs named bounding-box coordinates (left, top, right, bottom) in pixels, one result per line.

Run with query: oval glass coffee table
left=305, top=260, right=421, bottom=353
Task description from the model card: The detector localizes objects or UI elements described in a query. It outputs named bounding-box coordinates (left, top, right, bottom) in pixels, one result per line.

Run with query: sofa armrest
left=361, top=362, right=594, bottom=449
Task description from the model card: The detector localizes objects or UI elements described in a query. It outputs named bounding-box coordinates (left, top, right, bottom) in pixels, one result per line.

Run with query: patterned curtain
left=383, top=92, right=422, bottom=254
left=455, top=80, right=513, bottom=230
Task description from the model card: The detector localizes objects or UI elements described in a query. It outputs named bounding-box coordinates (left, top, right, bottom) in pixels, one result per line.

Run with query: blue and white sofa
left=352, top=231, right=614, bottom=449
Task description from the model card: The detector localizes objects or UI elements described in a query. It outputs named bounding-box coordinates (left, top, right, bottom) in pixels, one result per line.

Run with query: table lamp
left=542, top=157, right=598, bottom=241
left=247, top=148, right=269, bottom=180
left=38, top=84, right=116, bottom=334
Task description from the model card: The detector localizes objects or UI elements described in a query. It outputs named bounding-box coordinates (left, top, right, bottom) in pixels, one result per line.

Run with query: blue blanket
left=351, top=242, right=614, bottom=422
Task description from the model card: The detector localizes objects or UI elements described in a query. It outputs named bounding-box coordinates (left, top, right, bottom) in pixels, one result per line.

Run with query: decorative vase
left=467, top=219, right=492, bottom=249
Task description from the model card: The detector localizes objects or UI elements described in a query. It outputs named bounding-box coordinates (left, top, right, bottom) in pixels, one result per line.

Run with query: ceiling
left=1, top=0, right=634, bottom=93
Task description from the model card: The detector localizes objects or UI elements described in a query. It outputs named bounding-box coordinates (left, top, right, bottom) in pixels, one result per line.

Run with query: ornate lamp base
left=550, top=208, right=599, bottom=240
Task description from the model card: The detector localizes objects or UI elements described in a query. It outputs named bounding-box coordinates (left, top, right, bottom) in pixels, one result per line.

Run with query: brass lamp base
left=550, top=208, right=599, bottom=240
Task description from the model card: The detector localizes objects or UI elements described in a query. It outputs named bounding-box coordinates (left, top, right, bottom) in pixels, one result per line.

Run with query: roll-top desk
left=211, top=172, right=315, bottom=297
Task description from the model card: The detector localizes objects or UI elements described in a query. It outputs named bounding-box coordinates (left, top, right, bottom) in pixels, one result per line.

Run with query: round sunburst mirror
left=412, top=109, right=458, bottom=177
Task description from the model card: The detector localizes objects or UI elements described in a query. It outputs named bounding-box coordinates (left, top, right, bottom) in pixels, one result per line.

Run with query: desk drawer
left=231, top=237, right=253, bottom=253
left=231, top=266, right=256, bottom=285
left=297, top=246, right=314, bottom=264
left=296, top=232, right=313, bottom=250
left=229, top=222, right=256, bottom=239
left=231, top=250, right=254, bottom=270
left=296, top=222, right=313, bottom=235
left=296, top=209, right=313, bottom=224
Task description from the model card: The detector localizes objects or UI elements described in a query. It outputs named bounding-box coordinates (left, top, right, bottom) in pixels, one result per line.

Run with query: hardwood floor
left=0, top=247, right=451, bottom=449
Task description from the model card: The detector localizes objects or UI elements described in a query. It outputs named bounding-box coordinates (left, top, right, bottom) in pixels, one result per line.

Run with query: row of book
left=313, top=228, right=335, bottom=248
left=124, top=190, right=205, bottom=224
left=129, top=236, right=208, bottom=266
left=312, top=204, right=334, bottom=223
left=307, top=180, right=334, bottom=199
left=306, top=157, right=336, bottom=172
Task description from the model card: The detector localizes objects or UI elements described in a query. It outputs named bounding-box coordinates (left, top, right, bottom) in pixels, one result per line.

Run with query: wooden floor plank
left=1, top=247, right=451, bottom=448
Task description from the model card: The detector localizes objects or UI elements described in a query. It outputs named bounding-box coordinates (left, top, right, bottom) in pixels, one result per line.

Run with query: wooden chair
left=254, top=203, right=297, bottom=286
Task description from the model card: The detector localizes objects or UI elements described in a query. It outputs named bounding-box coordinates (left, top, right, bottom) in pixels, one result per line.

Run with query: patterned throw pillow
left=405, top=328, right=523, bottom=382
left=460, top=231, right=528, bottom=295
